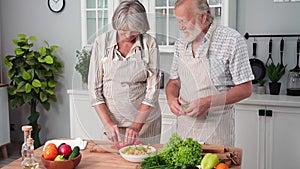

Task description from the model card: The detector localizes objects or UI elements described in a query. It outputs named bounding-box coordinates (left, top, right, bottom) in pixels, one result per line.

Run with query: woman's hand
left=124, top=123, right=142, bottom=145
left=104, top=124, right=121, bottom=143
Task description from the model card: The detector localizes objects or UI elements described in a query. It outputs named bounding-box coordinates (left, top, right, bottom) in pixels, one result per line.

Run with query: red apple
left=58, top=144, right=72, bottom=158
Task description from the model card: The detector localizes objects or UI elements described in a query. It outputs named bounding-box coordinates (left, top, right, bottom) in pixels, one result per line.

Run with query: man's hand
left=184, top=98, right=210, bottom=118
left=168, top=97, right=185, bottom=116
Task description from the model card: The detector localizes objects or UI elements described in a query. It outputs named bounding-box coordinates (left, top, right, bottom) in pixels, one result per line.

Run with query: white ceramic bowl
left=119, top=145, right=156, bottom=163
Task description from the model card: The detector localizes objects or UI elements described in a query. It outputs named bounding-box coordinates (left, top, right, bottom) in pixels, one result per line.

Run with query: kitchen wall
left=0, top=0, right=82, bottom=142
left=237, top=0, right=300, bottom=93
left=1, top=0, right=300, bottom=142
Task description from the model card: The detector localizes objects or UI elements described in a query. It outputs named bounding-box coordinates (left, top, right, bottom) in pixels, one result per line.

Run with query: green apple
left=54, top=155, right=66, bottom=161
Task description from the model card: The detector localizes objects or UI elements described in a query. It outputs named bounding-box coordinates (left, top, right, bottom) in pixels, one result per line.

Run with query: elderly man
left=166, top=0, right=254, bottom=146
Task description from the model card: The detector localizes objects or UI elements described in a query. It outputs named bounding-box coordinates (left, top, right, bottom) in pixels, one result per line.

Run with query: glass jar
left=21, top=125, right=32, bottom=160
left=21, top=138, right=39, bottom=169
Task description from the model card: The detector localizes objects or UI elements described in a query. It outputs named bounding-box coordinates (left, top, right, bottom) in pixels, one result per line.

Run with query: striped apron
left=177, top=27, right=235, bottom=146
left=101, top=40, right=161, bottom=144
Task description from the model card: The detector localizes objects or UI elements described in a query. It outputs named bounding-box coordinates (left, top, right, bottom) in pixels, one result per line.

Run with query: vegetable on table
left=139, top=133, right=202, bottom=169
left=201, top=153, right=219, bottom=169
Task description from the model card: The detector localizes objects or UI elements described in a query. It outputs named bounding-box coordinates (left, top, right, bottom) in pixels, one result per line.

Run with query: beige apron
left=177, top=27, right=235, bottom=146
left=101, top=37, right=161, bottom=144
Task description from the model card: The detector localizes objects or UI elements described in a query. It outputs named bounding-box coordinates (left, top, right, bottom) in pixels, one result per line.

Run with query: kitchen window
left=81, top=0, right=235, bottom=52
left=80, top=0, right=117, bottom=46
left=153, top=0, right=178, bottom=49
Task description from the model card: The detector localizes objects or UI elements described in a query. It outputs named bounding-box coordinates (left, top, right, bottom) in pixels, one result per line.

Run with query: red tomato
left=115, top=142, right=129, bottom=149
left=134, top=141, right=144, bottom=145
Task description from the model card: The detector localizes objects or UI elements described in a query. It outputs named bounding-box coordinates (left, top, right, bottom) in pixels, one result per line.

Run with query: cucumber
left=68, top=146, right=80, bottom=160
left=57, top=143, right=66, bottom=150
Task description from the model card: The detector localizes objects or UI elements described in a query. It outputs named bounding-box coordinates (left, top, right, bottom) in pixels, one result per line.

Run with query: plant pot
left=257, top=86, right=266, bottom=94
left=269, top=82, right=281, bottom=95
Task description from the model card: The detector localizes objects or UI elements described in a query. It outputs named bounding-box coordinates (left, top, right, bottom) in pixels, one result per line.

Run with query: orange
left=43, top=143, right=58, bottom=160
left=44, top=143, right=57, bottom=151
left=215, top=163, right=229, bottom=169
left=43, top=147, right=58, bottom=160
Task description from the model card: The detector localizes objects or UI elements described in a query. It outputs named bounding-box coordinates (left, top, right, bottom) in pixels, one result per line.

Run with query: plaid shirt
left=170, top=24, right=254, bottom=92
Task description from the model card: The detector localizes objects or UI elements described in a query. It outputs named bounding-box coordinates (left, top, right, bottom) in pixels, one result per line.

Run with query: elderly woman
left=88, top=0, right=161, bottom=145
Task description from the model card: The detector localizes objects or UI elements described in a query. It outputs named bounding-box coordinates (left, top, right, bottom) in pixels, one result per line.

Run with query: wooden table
left=1, top=140, right=159, bottom=169
left=1, top=140, right=241, bottom=169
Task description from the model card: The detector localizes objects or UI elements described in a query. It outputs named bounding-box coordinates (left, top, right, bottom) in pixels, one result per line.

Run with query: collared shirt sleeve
left=88, top=34, right=106, bottom=106
left=142, top=34, right=161, bottom=107
left=229, top=34, right=255, bottom=85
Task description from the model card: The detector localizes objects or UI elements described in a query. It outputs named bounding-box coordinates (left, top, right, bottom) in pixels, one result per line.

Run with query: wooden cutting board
left=90, top=142, right=119, bottom=153
left=202, top=144, right=242, bottom=167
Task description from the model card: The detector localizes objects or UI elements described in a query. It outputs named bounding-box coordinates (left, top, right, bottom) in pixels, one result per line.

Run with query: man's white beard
left=180, top=24, right=202, bottom=43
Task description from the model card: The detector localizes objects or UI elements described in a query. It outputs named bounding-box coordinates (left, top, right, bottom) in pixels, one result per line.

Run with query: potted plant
left=265, top=63, right=286, bottom=95
left=75, top=47, right=91, bottom=88
left=257, top=79, right=266, bottom=94
left=3, top=34, right=63, bottom=148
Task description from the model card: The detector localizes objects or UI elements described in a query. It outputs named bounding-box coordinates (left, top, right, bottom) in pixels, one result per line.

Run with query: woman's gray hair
left=175, top=0, right=214, bottom=24
left=112, top=0, right=150, bottom=33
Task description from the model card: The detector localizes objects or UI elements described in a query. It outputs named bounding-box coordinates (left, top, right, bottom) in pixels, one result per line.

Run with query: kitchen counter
left=2, top=140, right=241, bottom=169
left=67, top=89, right=300, bottom=107
left=237, top=93, right=300, bottom=107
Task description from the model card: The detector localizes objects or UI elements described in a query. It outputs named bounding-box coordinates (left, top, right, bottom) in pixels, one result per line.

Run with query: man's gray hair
left=112, top=0, right=150, bottom=33
left=175, top=0, right=214, bottom=24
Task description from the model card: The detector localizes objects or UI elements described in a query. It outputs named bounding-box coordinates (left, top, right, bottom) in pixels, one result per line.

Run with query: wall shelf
left=244, top=32, right=300, bottom=39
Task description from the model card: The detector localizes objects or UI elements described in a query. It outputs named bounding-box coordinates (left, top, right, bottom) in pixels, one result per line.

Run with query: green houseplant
left=3, top=34, right=63, bottom=148
left=265, top=63, right=286, bottom=95
left=257, top=79, right=266, bottom=94
left=75, top=47, right=91, bottom=85
left=258, top=79, right=266, bottom=86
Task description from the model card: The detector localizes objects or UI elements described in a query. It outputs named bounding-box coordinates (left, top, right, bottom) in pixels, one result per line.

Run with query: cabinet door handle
left=266, top=110, right=273, bottom=117
left=258, top=109, right=265, bottom=116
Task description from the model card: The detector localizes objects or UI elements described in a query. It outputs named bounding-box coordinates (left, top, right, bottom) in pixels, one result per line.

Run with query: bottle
left=21, top=125, right=32, bottom=160
left=21, top=138, right=39, bottom=169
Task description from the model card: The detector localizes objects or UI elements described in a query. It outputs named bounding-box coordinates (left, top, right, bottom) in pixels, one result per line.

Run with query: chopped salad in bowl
left=119, top=144, right=156, bottom=162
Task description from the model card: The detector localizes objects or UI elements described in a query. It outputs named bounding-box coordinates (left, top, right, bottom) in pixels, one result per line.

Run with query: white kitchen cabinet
left=235, top=94, right=300, bottom=169
left=159, top=94, right=177, bottom=144
left=0, top=85, right=10, bottom=158
left=68, top=90, right=107, bottom=141
left=67, top=89, right=177, bottom=144
left=270, top=106, right=300, bottom=169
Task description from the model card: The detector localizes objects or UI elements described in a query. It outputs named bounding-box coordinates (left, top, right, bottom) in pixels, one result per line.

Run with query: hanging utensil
left=287, top=38, right=300, bottom=96
left=266, top=38, right=274, bottom=66
left=280, top=38, right=285, bottom=68
left=249, top=40, right=266, bottom=84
